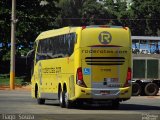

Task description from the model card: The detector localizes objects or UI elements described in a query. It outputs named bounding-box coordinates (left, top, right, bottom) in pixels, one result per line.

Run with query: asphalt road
left=0, top=90, right=160, bottom=120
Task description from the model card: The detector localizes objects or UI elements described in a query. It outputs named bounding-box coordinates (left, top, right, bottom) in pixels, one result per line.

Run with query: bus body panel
left=80, top=47, right=130, bottom=99
left=31, top=26, right=132, bottom=104
left=73, top=27, right=132, bottom=100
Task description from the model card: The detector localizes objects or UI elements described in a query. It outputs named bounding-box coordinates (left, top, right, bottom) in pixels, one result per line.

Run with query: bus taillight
left=76, top=67, right=87, bottom=87
left=82, top=26, right=86, bottom=30
left=124, top=68, right=131, bottom=87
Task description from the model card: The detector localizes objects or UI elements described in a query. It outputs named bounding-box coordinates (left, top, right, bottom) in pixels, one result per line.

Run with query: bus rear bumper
left=71, top=86, right=131, bottom=101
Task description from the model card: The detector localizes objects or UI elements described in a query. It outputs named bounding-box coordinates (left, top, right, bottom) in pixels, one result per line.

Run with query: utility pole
left=10, top=0, right=16, bottom=90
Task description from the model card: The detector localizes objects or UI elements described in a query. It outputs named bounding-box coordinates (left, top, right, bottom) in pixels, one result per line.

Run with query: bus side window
left=73, top=33, right=77, bottom=44
left=35, top=33, right=76, bottom=61
left=35, top=41, right=41, bottom=63
left=36, top=40, right=43, bottom=63
left=69, top=33, right=76, bottom=55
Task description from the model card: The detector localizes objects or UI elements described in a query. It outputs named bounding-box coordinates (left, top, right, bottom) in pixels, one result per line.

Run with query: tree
left=55, top=0, right=112, bottom=26
left=1, top=0, right=160, bottom=59
left=55, top=0, right=85, bottom=27
left=103, top=0, right=129, bottom=25
left=0, top=0, right=11, bottom=51
left=82, top=0, right=111, bottom=25
left=0, top=0, right=59, bottom=60
left=126, top=0, right=160, bottom=35
left=16, top=0, right=59, bottom=49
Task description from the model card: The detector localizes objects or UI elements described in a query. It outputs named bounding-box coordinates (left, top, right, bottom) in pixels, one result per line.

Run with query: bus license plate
left=104, top=78, right=118, bottom=83
left=100, top=90, right=110, bottom=95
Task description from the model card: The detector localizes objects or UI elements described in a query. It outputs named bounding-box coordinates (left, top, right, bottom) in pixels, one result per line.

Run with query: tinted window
left=36, top=33, right=76, bottom=62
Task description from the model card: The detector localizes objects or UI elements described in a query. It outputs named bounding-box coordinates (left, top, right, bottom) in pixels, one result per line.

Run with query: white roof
left=131, top=36, right=160, bottom=41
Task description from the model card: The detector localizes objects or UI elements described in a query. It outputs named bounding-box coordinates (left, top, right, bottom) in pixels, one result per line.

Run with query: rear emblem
left=98, top=31, right=112, bottom=44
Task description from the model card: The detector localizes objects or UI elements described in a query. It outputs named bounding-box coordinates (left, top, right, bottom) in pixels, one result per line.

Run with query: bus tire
left=76, top=100, right=83, bottom=106
left=144, top=83, right=159, bottom=96
left=37, top=98, right=45, bottom=105
left=64, top=91, right=72, bottom=108
left=36, top=87, right=45, bottom=104
left=59, top=90, right=65, bottom=108
left=132, top=83, right=141, bottom=96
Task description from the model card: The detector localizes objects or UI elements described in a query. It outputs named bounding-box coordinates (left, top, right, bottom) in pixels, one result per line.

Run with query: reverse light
left=76, top=67, right=87, bottom=87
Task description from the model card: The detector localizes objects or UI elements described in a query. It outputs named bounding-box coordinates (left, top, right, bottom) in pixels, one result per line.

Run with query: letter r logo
left=99, top=32, right=112, bottom=44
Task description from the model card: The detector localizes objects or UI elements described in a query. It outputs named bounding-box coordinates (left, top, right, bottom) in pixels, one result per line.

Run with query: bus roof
left=36, top=25, right=128, bottom=41
left=36, top=27, right=79, bottom=40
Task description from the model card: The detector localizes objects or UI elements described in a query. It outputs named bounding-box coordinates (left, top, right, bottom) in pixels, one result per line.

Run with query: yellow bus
left=31, top=25, right=132, bottom=108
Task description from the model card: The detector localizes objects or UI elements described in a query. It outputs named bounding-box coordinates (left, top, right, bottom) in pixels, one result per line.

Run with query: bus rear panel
left=74, top=27, right=132, bottom=102
left=31, top=26, right=132, bottom=108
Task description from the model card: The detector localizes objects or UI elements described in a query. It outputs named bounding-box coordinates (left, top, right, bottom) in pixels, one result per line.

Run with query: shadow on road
left=74, top=104, right=160, bottom=110
left=44, top=102, right=160, bottom=110
left=45, top=103, right=60, bottom=107
left=119, top=104, right=160, bottom=110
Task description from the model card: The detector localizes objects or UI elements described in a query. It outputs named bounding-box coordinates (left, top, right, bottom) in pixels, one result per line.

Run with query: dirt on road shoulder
left=0, top=85, right=31, bottom=91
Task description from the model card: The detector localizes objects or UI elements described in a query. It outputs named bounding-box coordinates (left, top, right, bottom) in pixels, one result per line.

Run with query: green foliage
left=0, top=0, right=11, bottom=52
left=2, top=51, right=10, bottom=61
left=0, top=0, right=59, bottom=61
left=16, top=0, right=59, bottom=47
left=56, top=0, right=111, bottom=26
left=125, top=0, right=160, bottom=35
left=0, top=74, right=24, bottom=85
left=103, top=0, right=127, bottom=25
left=82, top=0, right=110, bottom=25
left=0, top=0, right=160, bottom=61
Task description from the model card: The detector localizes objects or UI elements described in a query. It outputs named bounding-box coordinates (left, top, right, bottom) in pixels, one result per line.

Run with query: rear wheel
left=76, top=100, right=83, bottom=106
left=59, top=89, right=65, bottom=108
left=132, top=83, right=141, bottom=96
left=36, top=87, right=45, bottom=104
left=37, top=98, right=45, bottom=104
left=144, top=83, right=159, bottom=96
left=64, top=91, right=72, bottom=108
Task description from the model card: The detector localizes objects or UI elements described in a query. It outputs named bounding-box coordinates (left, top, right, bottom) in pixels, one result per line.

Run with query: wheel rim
left=65, top=92, right=68, bottom=104
left=36, top=88, right=39, bottom=98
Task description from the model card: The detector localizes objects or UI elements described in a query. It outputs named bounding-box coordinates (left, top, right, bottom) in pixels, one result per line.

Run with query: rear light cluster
left=124, top=67, right=132, bottom=87
left=81, top=25, right=127, bottom=30
left=76, top=67, right=87, bottom=87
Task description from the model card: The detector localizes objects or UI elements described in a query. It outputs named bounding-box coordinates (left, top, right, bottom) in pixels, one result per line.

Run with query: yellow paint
left=10, top=72, right=15, bottom=90
left=31, top=26, right=132, bottom=103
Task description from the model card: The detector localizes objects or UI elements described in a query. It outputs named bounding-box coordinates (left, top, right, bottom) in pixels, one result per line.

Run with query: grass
left=0, top=74, right=24, bottom=86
